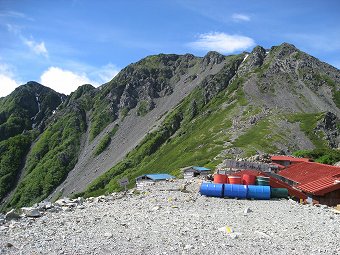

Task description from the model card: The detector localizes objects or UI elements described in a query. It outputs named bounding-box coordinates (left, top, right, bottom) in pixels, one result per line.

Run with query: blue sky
left=1, top=0, right=339, bottom=96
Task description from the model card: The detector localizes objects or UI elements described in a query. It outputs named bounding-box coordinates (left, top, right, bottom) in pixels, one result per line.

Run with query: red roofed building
left=271, top=155, right=310, bottom=167
left=278, top=162, right=340, bottom=206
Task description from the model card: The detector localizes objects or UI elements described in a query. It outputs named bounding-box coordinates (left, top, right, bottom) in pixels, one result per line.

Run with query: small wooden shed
left=182, top=166, right=211, bottom=179
left=135, top=173, right=175, bottom=190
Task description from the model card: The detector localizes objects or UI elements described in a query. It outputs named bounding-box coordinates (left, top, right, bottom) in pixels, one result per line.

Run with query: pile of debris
left=0, top=197, right=86, bottom=222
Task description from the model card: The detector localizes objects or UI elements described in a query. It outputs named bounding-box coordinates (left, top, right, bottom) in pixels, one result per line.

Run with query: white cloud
left=40, top=67, right=97, bottom=95
left=0, top=11, right=33, bottom=21
left=7, top=24, right=48, bottom=57
left=0, top=63, right=21, bottom=97
left=0, top=59, right=120, bottom=97
left=189, top=32, right=255, bottom=53
left=232, top=13, right=250, bottom=22
left=39, top=64, right=120, bottom=95
left=0, top=74, right=20, bottom=97
left=23, top=39, right=48, bottom=57
left=92, top=63, right=120, bottom=83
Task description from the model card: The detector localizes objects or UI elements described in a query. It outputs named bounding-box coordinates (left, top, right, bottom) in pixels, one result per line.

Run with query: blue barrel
left=224, top=184, right=248, bottom=199
left=247, top=185, right=271, bottom=200
left=200, top=183, right=224, bottom=197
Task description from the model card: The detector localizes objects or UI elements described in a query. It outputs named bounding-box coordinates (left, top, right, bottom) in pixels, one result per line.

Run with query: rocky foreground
left=0, top=179, right=339, bottom=255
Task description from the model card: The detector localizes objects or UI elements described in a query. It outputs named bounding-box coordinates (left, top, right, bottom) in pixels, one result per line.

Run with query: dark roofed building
left=182, top=166, right=211, bottom=179
left=271, top=155, right=310, bottom=167
left=135, top=173, right=175, bottom=190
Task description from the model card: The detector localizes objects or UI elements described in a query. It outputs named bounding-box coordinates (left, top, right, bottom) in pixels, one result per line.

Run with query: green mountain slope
left=0, top=82, right=66, bottom=207
left=2, top=85, right=96, bottom=209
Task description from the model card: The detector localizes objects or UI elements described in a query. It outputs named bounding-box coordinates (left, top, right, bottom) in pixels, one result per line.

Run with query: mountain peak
left=202, top=51, right=225, bottom=66
left=270, top=42, right=299, bottom=59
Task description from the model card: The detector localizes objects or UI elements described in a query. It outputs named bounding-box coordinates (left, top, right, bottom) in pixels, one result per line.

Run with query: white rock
left=43, top=202, right=53, bottom=210
left=255, top=231, right=271, bottom=239
left=104, top=232, right=113, bottom=238
left=55, top=198, right=68, bottom=206
left=62, top=207, right=72, bottom=212
left=21, top=207, right=42, bottom=217
left=184, top=244, right=193, bottom=250
left=151, top=206, right=160, bottom=211
left=230, top=233, right=239, bottom=239
left=243, top=207, right=252, bottom=214
left=76, top=197, right=84, bottom=204
left=0, top=226, right=8, bottom=231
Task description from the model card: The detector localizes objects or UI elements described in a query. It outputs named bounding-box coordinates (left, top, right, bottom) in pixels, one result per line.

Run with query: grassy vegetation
left=93, top=124, right=119, bottom=157
left=254, top=62, right=270, bottom=78
left=89, top=109, right=115, bottom=141
left=334, top=91, right=340, bottom=109
left=93, top=135, right=111, bottom=156
left=0, top=113, right=30, bottom=142
left=293, top=148, right=340, bottom=165
left=0, top=133, right=34, bottom=202
left=120, top=107, right=129, bottom=119
left=5, top=109, right=87, bottom=209
left=292, top=51, right=302, bottom=60
left=232, top=119, right=283, bottom=156
left=137, top=101, right=150, bottom=117
left=286, top=112, right=326, bottom=148
left=68, top=84, right=95, bottom=111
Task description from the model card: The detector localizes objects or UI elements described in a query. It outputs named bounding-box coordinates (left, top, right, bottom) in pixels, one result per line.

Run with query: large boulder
left=21, top=207, right=42, bottom=217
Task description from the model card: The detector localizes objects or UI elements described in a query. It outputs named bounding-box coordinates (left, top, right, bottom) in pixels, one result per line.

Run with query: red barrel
left=228, top=176, right=242, bottom=184
left=242, top=174, right=256, bottom=185
left=214, top=174, right=228, bottom=184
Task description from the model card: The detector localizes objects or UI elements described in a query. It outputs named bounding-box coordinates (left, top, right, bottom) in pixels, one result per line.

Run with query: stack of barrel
left=200, top=173, right=288, bottom=200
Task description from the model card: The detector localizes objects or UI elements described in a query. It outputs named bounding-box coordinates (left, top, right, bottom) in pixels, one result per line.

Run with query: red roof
left=278, top=162, right=340, bottom=195
left=297, top=176, right=340, bottom=195
left=271, top=155, right=310, bottom=163
left=279, top=162, right=340, bottom=184
left=232, top=170, right=264, bottom=177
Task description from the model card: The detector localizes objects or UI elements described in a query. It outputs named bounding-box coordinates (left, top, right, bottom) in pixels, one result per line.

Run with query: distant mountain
left=0, top=81, right=66, bottom=141
left=1, top=43, right=339, bottom=210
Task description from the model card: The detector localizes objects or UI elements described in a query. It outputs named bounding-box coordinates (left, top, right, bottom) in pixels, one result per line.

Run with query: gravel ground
left=1, top=179, right=339, bottom=255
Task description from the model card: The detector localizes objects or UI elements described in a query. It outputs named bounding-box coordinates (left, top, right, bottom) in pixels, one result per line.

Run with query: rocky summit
left=0, top=179, right=339, bottom=254
left=0, top=42, right=339, bottom=210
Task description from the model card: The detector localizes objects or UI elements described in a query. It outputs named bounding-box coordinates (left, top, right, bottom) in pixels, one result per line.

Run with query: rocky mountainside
left=0, top=43, right=339, bottom=210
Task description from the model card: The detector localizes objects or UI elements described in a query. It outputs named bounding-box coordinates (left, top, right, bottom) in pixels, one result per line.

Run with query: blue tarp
left=192, top=166, right=211, bottom=172
left=141, top=173, right=175, bottom=181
